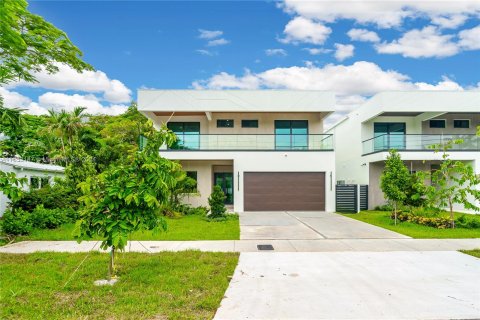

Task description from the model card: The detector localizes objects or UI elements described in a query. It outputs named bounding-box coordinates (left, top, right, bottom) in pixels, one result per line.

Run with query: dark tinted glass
left=241, top=120, right=258, bottom=128
left=429, top=120, right=446, bottom=128
left=217, top=119, right=234, bottom=128
left=453, top=120, right=469, bottom=128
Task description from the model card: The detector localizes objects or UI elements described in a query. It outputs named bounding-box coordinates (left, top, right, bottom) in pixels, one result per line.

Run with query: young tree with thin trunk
left=380, top=150, right=411, bottom=225
left=75, top=126, right=178, bottom=279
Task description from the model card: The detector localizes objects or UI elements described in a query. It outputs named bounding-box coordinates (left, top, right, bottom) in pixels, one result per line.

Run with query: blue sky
left=2, top=1, right=480, bottom=123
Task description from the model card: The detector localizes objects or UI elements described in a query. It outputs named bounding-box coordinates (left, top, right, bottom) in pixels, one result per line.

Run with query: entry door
left=373, top=122, right=406, bottom=151
left=214, top=172, right=234, bottom=204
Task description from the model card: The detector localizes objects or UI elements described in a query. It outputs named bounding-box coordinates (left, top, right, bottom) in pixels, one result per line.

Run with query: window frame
left=453, top=119, right=470, bottom=129
left=429, top=119, right=446, bottom=129
left=217, top=119, right=234, bottom=128
left=166, top=122, right=200, bottom=149
left=241, top=119, right=259, bottom=128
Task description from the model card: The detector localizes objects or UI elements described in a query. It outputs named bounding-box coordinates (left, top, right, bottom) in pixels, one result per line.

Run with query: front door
left=214, top=172, right=234, bottom=204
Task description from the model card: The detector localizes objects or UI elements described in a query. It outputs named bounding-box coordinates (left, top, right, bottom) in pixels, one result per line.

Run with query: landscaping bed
left=461, top=249, right=480, bottom=258
left=10, top=214, right=240, bottom=243
left=340, top=211, right=480, bottom=238
left=0, top=251, right=238, bottom=319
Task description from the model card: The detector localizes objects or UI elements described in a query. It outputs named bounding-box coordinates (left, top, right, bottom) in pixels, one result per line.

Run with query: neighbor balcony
left=164, top=134, right=334, bottom=151
left=362, top=134, right=480, bottom=155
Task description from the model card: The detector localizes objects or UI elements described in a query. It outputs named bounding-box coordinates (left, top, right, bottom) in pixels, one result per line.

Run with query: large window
left=454, top=119, right=470, bottom=128
left=429, top=119, right=446, bottom=128
left=373, top=122, right=406, bottom=151
left=167, top=122, right=200, bottom=149
left=275, top=120, right=308, bottom=150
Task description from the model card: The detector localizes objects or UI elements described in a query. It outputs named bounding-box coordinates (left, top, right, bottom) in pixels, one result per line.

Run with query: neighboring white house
left=327, top=91, right=480, bottom=213
left=138, top=90, right=336, bottom=212
left=0, top=158, right=65, bottom=216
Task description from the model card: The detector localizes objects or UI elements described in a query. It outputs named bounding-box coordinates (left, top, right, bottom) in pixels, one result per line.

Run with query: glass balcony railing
left=166, top=134, right=334, bottom=151
left=362, top=134, right=480, bottom=155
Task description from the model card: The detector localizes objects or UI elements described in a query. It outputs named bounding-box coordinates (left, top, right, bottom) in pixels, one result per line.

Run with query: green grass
left=340, top=211, right=480, bottom=238
left=0, top=251, right=238, bottom=320
left=461, top=249, right=480, bottom=258
left=16, top=214, right=240, bottom=242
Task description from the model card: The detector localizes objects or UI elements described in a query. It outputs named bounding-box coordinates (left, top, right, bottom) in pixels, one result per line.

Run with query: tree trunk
left=394, top=203, right=397, bottom=226
left=448, top=199, right=455, bottom=229
left=109, top=246, right=115, bottom=279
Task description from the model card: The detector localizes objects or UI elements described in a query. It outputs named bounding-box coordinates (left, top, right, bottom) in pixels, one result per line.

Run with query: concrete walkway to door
left=240, top=211, right=410, bottom=240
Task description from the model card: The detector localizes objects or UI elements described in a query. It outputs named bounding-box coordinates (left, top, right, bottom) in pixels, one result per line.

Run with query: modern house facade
left=327, top=91, right=480, bottom=213
left=138, top=90, right=336, bottom=212
left=0, top=158, right=65, bottom=216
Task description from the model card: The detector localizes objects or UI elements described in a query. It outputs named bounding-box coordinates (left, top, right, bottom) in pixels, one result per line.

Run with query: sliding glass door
left=373, top=122, right=406, bottom=151
left=167, top=122, right=200, bottom=149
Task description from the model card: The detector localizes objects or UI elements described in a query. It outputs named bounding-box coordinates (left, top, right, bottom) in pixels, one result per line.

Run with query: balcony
left=362, top=134, right=480, bottom=155
left=166, top=134, right=334, bottom=151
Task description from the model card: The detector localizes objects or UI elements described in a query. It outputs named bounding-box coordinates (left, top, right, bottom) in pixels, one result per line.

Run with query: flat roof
left=137, top=90, right=336, bottom=113
left=359, top=91, right=480, bottom=122
left=0, top=158, right=65, bottom=173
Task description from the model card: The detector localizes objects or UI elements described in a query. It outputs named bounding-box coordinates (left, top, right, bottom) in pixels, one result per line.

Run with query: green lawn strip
left=460, top=249, right=480, bottom=258
left=0, top=251, right=238, bottom=320
left=339, top=211, right=480, bottom=239
left=17, top=214, right=240, bottom=242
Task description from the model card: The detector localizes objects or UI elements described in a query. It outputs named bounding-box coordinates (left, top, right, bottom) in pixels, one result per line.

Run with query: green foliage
left=75, top=126, right=178, bottom=276
left=380, top=150, right=411, bottom=224
left=393, top=212, right=451, bottom=229
left=456, top=214, right=480, bottom=229
left=426, top=140, right=480, bottom=228
left=0, top=170, right=26, bottom=202
left=64, top=141, right=96, bottom=189
left=13, top=183, right=78, bottom=212
left=0, top=96, right=25, bottom=134
left=208, top=185, right=227, bottom=219
left=403, top=172, right=427, bottom=209
left=0, top=0, right=93, bottom=85
left=2, top=208, right=33, bottom=235
left=374, top=204, right=394, bottom=211
left=30, top=205, right=70, bottom=229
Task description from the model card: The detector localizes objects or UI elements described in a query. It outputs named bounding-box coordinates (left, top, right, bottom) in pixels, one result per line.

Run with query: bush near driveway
left=0, top=251, right=238, bottom=320
left=341, top=211, right=480, bottom=238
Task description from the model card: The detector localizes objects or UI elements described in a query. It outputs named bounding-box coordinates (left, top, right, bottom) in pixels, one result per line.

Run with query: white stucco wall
left=0, top=163, right=64, bottom=216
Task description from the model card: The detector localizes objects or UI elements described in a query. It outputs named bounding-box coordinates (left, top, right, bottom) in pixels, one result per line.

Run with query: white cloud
left=303, top=48, right=332, bottom=55
left=265, top=48, right=287, bottom=56
left=196, top=49, right=215, bottom=56
left=9, top=63, right=132, bottom=103
left=280, top=0, right=480, bottom=28
left=198, top=29, right=223, bottom=39
left=207, top=38, right=230, bottom=47
left=375, top=26, right=459, bottom=58
left=280, top=16, right=331, bottom=45
left=0, top=87, right=127, bottom=116
left=347, top=28, right=380, bottom=42
left=458, top=25, right=480, bottom=50
left=192, top=61, right=469, bottom=128
left=334, top=43, right=355, bottom=61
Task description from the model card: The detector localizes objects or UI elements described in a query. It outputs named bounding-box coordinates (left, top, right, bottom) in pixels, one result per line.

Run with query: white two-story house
left=138, top=90, right=336, bottom=212
left=328, top=91, right=480, bottom=213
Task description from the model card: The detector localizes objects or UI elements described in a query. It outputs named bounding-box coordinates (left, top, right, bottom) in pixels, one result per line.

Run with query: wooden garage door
left=244, top=172, right=325, bottom=211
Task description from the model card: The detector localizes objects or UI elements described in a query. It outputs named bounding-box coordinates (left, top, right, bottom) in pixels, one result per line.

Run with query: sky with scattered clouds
left=2, top=1, right=480, bottom=126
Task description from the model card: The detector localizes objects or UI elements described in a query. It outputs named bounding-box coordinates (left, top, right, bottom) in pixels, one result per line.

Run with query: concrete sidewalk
left=1, top=238, right=479, bottom=253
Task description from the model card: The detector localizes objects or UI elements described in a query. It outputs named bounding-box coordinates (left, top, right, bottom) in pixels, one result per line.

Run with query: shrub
left=456, top=215, right=480, bottom=229
left=30, top=205, right=69, bottom=229
left=2, top=209, right=33, bottom=235
left=391, top=211, right=451, bottom=229
left=208, top=185, right=226, bottom=219
left=375, top=204, right=393, bottom=211
left=13, top=183, right=78, bottom=212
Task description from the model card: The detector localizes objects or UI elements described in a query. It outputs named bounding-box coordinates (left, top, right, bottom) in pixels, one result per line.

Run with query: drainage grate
left=257, top=244, right=274, bottom=251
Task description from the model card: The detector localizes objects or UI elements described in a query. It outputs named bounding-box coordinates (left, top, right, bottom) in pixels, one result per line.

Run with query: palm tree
left=0, top=95, right=26, bottom=134
left=45, top=109, right=68, bottom=158
left=64, top=106, right=87, bottom=146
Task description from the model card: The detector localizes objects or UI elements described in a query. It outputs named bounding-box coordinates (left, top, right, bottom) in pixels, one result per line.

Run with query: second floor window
left=217, top=119, right=234, bottom=128
left=241, top=119, right=258, bottom=128
left=429, top=119, right=446, bottom=128
left=275, top=120, right=308, bottom=150
left=454, top=119, right=469, bottom=128
left=167, top=122, right=200, bottom=149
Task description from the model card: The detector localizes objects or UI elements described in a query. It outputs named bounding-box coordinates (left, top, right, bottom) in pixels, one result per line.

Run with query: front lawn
left=340, top=211, right=480, bottom=238
left=15, top=214, right=240, bottom=242
left=461, top=249, right=480, bottom=258
left=0, top=251, right=238, bottom=319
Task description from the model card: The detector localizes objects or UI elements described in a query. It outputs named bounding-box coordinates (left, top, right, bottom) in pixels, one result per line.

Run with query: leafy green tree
left=208, top=185, right=227, bottom=219
left=64, top=141, right=96, bottom=189
left=0, top=170, right=26, bottom=204
left=427, top=141, right=480, bottom=228
left=403, top=171, right=427, bottom=210
left=380, top=150, right=411, bottom=225
left=75, top=126, right=178, bottom=278
left=0, top=0, right=92, bottom=85
left=0, top=96, right=25, bottom=134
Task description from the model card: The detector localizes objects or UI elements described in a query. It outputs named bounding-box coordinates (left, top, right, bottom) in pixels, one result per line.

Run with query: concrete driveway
left=214, top=251, right=480, bottom=320
left=240, top=211, right=409, bottom=240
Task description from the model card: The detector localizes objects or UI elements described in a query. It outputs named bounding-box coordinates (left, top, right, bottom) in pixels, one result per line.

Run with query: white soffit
left=137, top=90, right=335, bottom=113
